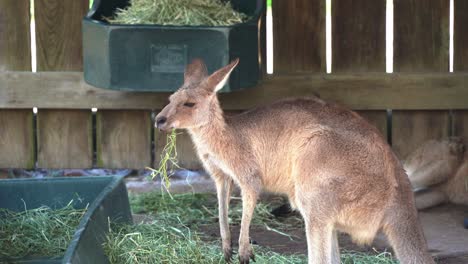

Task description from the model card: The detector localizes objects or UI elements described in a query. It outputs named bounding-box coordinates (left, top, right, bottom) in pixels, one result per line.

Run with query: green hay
left=129, top=192, right=303, bottom=229
left=147, top=129, right=179, bottom=192
left=106, top=0, right=251, bottom=26
left=105, top=220, right=310, bottom=264
left=106, top=192, right=398, bottom=264
left=0, top=202, right=87, bottom=260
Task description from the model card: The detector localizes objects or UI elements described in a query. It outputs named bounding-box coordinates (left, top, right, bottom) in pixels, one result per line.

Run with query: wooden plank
left=35, top=0, right=91, bottom=169
left=454, top=0, right=468, bottom=71
left=259, top=0, right=267, bottom=77
left=392, top=111, right=450, bottom=160
left=452, top=3, right=468, bottom=140
left=1, top=72, right=468, bottom=110
left=452, top=111, right=468, bottom=139
left=272, top=0, right=325, bottom=73
left=332, top=1, right=386, bottom=141
left=392, top=1, right=451, bottom=160
left=0, top=1, right=34, bottom=169
left=35, top=0, right=89, bottom=71
left=37, top=110, right=92, bottom=168
left=357, top=111, right=387, bottom=139
left=154, top=130, right=201, bottom=171
left=332, top=0, right=386, bottom=72
left=0, top=110, right=34, bottom=168
left=394, top=0, right=449, bottom=72
left=0, top=0, right=31, bottom=71
left=97, top=110, right=151, bottom=169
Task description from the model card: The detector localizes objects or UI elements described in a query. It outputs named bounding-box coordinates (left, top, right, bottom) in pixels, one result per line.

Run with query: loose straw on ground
left=105, top=192, right=398, bottom=264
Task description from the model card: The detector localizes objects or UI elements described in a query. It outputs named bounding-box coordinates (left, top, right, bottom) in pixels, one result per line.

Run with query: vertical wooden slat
left=392, top=111, right=450, bottom=160
left=35, top=0, right=91, bottom=168
left=357, top=111, right=387, bottom=139
left=37, top=110, right=92, bottom=168
left=0, top=110, right=34, bottom=168
left=272, top=0, right=325, bottom=73
left=454, top=0, right=468, bottom=71
left=331, top=1, right=387, bottom=139
left=394, top=0, right=449, bottom=72
left=97, top=110, right=151, bottom=169
left=35, top=0, right=88, bottom=71
left=453, top=2, right=468, bottom=140
left=0, top=1, right=31, bottom=71
left=0, top=1, right=34, bottom=169
left=259, top=0, right=267, bottom=77
left=453, top=111, right=468, bottom=140
left=332, top=0, right=386, bottom=73
left=392, top=1, right=450, bottom=160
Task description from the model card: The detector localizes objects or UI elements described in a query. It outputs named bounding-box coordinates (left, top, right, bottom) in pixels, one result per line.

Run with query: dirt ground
left=128, top=176, right=468, bottom=264
left=197, top=204, right=468, bottom=264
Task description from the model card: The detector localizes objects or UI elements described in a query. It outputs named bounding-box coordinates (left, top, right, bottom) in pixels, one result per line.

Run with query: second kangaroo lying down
left=156, top=59, right=434, bottom=264
left=404, top=137, right=468, bottom=210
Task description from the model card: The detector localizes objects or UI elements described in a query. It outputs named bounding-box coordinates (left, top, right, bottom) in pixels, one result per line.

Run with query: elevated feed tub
left=83, top=0, right=264, bottom=92
left=0, top=175, right=132, bottom=263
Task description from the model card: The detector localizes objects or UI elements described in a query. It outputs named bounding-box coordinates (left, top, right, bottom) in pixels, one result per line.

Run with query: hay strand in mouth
left=147, top=129, right=179, bottom=193
left=106, top=0, right=251, bottom=26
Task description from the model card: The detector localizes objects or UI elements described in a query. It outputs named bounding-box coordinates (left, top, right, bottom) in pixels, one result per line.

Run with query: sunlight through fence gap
left=326, top=0, right=332, bottom=73
left=266, top=0, right=273, bottom=74
left=449, top=0, right=454, bottom=72
left=30, top=0, right=37, bottom=73
left=386, top=0, right=394, bottom=73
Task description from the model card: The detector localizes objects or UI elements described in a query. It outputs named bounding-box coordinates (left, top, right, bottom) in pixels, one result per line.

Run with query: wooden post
left=392, top=0, right=451, bottom=159
left=332, top=0, right=388, bottom=138
left=272, top=0, right=325, bottom=73
left=35, top=0, right=92, bottom=168
left=452, top=1, right=468, bottom=139
left=332, top=0, right=386, bottom=73
left=0, top=0, right=34, bottom=169
left=96, top=110, right=152, bottom=169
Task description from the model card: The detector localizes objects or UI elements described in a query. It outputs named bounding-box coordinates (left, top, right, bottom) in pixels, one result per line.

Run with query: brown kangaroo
left=404, top=137, right=468, bottom=210
left=156, top=59, right=435, bottom=264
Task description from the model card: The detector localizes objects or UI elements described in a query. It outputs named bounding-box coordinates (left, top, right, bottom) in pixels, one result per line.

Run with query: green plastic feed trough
left=0, top=175, right=133, bottom=264
left=83, top=0, right=264, bottom=92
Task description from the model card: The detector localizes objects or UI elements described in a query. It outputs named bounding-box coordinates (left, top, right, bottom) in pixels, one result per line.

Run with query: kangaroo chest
left=202, top=152, right=237, bottom=179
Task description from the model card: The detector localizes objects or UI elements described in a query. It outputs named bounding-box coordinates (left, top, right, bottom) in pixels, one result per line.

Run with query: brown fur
left=404, top=137, right=468, bottom=210
left=156, top=59, right=435, bottom=264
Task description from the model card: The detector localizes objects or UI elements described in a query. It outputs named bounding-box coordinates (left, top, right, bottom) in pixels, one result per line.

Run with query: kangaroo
left=155, top=59, right=435, bottom=264
left=404, top=137, right=468, bottom=210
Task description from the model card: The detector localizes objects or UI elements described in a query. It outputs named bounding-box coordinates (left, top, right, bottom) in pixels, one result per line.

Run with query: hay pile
left=0, top=203, right=86, bottom=260
left=107, top=0, right=250, bottom=26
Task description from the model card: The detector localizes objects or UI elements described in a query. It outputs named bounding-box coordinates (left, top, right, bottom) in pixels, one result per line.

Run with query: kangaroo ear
left=204, top=58, right=239, bottom=93
left=184, top=58, right=208, bottom=84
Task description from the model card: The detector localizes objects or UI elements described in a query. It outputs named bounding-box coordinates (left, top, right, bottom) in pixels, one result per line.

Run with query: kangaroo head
left=155, top=58, right=239, bottom=132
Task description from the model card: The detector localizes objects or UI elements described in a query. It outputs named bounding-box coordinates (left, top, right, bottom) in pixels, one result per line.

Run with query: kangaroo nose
left=156, top=116, right=167, bottom=128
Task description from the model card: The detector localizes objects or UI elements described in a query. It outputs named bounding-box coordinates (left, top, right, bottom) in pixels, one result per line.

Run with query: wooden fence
left=0, top=0, right=467, bottom=170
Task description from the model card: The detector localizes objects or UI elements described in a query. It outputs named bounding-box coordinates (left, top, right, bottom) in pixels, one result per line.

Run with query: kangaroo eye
left=183, top=102, right=196, bottom=108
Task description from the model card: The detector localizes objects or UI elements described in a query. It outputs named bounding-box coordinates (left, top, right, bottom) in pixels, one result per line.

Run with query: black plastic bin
left=83, top=0, right=264, bottom=92
left=0, top=175, right=133, bottom=264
